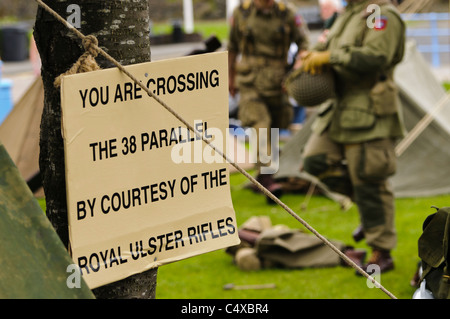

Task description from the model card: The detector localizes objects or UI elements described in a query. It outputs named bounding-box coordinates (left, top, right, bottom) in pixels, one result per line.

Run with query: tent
left=0, top=76, right=44, bottom=197
left=275, top=40, right=450, bottom=199
left=0, top=142, right=93, bottom=298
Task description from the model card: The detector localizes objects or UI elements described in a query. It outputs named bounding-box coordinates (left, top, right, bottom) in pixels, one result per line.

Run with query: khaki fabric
left=303, top=131, right=397, bottom=251
left=275, top=41, right=450, bottom=199
left=312, top=0, right=406, bottom=143
left=256, top=228, right=345, bottom=268
left=228, top=1, right=309, bottom=58
left=0, top=143, right=94, bottom=298
left=0, top=77, right=44, bottom=197
left=227, top=216, right=347, bottom=269
left=228, top=0, right=309, bottom=171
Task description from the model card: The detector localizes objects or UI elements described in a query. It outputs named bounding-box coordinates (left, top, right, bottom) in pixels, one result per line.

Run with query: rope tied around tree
left=54, top=35, right=101, bottom=88
left=34, top=0, right=398, bottom=299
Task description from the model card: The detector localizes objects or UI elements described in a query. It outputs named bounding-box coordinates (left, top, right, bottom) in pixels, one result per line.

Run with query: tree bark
left=34, top=0, right=157, bottom=299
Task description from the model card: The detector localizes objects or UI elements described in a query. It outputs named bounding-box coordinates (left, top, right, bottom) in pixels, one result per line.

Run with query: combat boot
left=255, top=174, right=283, bottom=205
left=359, top=249, right=394, bottom=275
left=352, top=225, right=365, bottom=242
left=341, top=247, right=367, bottom=268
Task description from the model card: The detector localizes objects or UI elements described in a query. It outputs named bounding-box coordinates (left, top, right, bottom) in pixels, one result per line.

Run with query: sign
left=61, top=52, right=240, bottom=289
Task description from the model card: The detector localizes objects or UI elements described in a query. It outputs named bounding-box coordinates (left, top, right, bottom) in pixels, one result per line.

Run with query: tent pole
left=183, top=0, right=194, bottom=34
left=395, top=93, right=450, bottom=157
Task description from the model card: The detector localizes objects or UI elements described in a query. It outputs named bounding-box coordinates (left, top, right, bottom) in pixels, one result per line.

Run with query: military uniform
left=301, top=0, right=406, bottom=271
left=228, top=0, right=309, bottom=173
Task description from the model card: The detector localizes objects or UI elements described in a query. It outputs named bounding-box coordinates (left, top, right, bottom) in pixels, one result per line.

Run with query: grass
left=38, top=171, right=449, bottom=299
left=152, top=172, right=450, bottom=299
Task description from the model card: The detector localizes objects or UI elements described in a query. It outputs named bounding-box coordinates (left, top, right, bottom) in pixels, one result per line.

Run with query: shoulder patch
left=374, top=15, right=388, bottom=30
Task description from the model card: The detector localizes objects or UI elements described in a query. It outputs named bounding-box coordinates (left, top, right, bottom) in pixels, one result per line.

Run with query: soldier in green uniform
left=299, top=0, right=405, bottom=273
left=228, top=0, right=309, bottom=202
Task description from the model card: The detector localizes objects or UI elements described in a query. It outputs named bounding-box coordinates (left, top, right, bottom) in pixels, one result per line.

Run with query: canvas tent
left=0, top=142, right=94, bottom=298
left=275, top=40, right=450, bottom=199
left=0, top=76, right=44, bottom=197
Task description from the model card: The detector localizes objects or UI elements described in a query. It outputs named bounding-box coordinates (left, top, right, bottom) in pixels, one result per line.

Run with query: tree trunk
left=34, top=0, right=157, bottom=299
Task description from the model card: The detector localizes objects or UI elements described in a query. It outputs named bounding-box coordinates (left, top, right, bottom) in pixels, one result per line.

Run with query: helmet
left=285, top=68, right=336, bottom=107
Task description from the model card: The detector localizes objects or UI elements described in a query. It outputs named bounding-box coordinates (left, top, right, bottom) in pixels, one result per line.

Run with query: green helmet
left=285, top=68, right=336, bottom=107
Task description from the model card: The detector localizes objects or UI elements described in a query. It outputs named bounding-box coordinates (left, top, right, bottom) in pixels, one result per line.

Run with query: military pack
left=418, top=206, right=450, bottom=299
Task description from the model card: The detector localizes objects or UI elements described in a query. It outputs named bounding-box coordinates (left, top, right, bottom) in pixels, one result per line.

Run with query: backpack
left=418, top=206, right=450, bottom=299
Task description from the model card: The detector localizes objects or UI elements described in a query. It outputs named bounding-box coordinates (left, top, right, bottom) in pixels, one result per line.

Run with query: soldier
left=228, top=0, right=309, bottom=203
left=300, top=0, right=406, bottom=273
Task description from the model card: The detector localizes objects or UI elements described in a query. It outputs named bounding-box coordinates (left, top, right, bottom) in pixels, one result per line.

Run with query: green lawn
left=153, top=171, right=450, bottom=299
left=444, top=82, right=450, bottom=91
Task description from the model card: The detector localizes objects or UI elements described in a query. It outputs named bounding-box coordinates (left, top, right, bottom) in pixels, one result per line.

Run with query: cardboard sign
left=61, top=52, right=240, bottom=289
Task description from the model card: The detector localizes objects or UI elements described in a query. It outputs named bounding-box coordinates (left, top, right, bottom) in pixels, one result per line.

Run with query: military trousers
left=302, top=131, right=397, bottom=251
left=237, top=87, right=292, bottom=172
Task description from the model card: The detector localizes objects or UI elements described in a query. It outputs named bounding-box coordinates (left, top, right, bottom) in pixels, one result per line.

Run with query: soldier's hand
left=293, top=50, right=310, bottom=70
left=302, top=51, right=331, bottom=75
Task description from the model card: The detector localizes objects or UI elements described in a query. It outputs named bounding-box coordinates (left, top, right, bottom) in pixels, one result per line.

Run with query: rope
left=54, top=35, right=101, bottom=88
left=396, top=93, right=450, bottom=157
left=35, top=0, right=397, bottom=299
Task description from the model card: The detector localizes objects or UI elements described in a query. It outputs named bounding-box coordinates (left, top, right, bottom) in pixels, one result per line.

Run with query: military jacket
left=313, top=0, right=406, bottom=143
left=228, top=1, right=309, bottom=62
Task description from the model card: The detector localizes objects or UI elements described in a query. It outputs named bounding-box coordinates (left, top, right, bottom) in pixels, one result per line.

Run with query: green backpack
left=418, top=206, right=450, bottom=299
